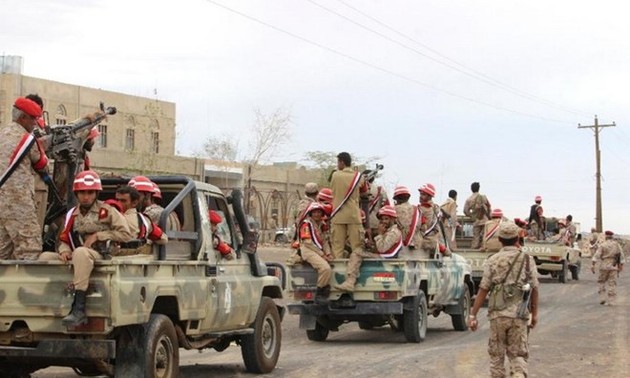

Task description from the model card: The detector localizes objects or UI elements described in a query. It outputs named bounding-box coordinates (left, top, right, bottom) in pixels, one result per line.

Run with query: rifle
left=359, top=163, right=384, bottom=232
left=614, top=252, right=622, bottom=278
left=516, top=283, right=532, bottom=320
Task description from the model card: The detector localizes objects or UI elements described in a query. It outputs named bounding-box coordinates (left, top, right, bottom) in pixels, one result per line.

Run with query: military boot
left=62, top=290, right=88, bottom=326
left=333, top=275, right=357, bottom=292
left=315, top=285, right=331, bottom=305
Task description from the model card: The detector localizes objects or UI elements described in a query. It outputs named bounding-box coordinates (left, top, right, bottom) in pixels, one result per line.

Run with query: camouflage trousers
left=597, top=269, right=618, bottom=304
left=301, top=248, right=332, bottom=287
left=0, top=215, right=41, bottom=260
left=331, top=223, right=365, bottom=259
left=488, top=317, right=529, bottom=378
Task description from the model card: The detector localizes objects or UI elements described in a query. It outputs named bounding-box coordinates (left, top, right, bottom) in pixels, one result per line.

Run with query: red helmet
left=152, top=182, right=162, bottom=200
left=377, top=205, right=397, bottom=219
left=306, top=202, right=325, bottom=216
left=129, top=175, right=154, bottom=193
left=535, top=195, right=542, bottom=203
left=322, top=203, right=333, bottom=216
left=209, top=210, right=223, bottom=224
left=73, top=170, right=102, bottom=191
left=393, top=185, right=410, bottom=198
left=418, top=183, right=436, bottom=197
left=491, top=208, right=503, bottom=218
left=317, top=188, right=333, bottom=203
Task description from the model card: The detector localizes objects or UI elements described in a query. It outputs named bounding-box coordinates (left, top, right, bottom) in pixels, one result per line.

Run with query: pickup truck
left=521, top=241, right=581, bottom=283
left=287, top=252, right=474, bottom=343
left=0, top=176, right=285, bottom=377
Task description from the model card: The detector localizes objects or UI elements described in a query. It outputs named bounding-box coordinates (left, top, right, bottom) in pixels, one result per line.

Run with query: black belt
left=119, top=240, right=147, bottom=249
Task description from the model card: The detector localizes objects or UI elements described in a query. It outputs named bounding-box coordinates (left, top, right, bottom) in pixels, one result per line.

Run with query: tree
left=197, top=133, right=239, bottom=162
left=243, top=107, right=293, bottom=166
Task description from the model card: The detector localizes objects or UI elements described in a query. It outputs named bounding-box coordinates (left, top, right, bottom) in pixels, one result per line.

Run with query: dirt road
left=34, top=248, right=629, bottom=377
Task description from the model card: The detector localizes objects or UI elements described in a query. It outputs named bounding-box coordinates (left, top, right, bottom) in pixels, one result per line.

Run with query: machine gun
left=41, top=103, right=117, bottom=250
left=362, top=163, right=384, bottom=184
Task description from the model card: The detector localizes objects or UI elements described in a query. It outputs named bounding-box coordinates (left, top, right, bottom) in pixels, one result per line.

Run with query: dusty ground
left=35, top=247, right=629, bottom=377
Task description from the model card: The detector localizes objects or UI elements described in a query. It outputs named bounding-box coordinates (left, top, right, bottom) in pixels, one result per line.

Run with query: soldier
left=132, top=177, right=181, bottom=231
left=482, top=208, right=504, bottom=252
left=0, top=97, right=48, bottom=260
left=329, top=152, right=367, bottom=259
left=54, top=171, right=133, bottom=326
left=463, top=182, right=492, bottom=249
left=440, top=189, right=458, bottom=250
left=373, top=205, right=403, bottom=258
left=528, top=196, right=544, bottom=240
left=365, top=181, right=389, bottom=240
left=115, top=185, right=168, bottom=255
left=82, top=127, right=100, bottom=171
left=591, top=230, right=625, bottom=306
left=209, top=210, right=236, bottom=260
left=468, top=222, right=540, bottom=378
left=290, top=182, right=319, bottom=249
left=564, top=214, right=577, bottom=246
left=417, top=183, right=445, bottom=256
left=514, top=218, right=528, bottom=247
left=393, top=185, right=423, bottom=259
left=298, top=202, right=333, bottom=304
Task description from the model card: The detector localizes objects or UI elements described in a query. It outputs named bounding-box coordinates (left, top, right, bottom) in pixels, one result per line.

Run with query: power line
left=332, top=0, right=592, bottom=118
left=204, top=0, right=572, bottom=124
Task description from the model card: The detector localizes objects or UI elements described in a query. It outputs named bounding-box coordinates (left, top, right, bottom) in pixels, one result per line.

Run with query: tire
left=241, top=297, right=282, bottom=373
left=570, top=261, right=581, bottom=281
left=306, top=321, right=329, bottom=342
left=403, top=291, right=428, bottom=343
left=559, top=260, right=568, bottom=283
left=450, top=288, right=471, bottom=331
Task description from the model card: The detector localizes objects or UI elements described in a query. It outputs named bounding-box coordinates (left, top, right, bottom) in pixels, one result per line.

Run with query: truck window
left=206, top=194, right=235, bottom=249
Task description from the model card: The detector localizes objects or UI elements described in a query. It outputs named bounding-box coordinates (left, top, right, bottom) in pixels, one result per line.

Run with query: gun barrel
left=70, top=106, right=117, bottom=133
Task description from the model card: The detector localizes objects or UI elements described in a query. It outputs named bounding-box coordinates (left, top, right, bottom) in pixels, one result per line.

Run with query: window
left=151, top=132, right=160, bottom=154
left=125, top=129, right=135, bottom=151
left=55, top=104, right=67, bottom=125
left=97, top=124, right=108, bottom=148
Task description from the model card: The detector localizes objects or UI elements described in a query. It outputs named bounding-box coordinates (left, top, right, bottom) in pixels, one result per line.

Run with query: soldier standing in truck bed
left=0, top=97, right=48, bottom=260
left=463, top=182, right=491, bottom=249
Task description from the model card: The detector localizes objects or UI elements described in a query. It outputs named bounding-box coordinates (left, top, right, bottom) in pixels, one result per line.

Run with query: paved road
left=34, top=248, right=629, bottom=377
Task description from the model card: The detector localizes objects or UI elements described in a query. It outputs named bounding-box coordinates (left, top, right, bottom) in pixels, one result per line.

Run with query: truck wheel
left=570, top=261, right=581, bottom=281
left=306, top=321, right=329, bottom=341
left=241, top=297, right=282, bottom=373
left=403, top=291, right=428, bottom=343
left=145, top=314, right=179, bottom=378
left=559, top=261, right=568, bottom=283
left=450, top=288, right=471, bottom=331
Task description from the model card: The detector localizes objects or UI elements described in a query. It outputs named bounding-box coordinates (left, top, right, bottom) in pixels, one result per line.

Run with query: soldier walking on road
left=463, top=182, right=491, bottom=249
left=468, top=222, right=539, bottom=378
left=0, top=97, right=48, bottom=260
left=591, top=230, right=625, bottom=306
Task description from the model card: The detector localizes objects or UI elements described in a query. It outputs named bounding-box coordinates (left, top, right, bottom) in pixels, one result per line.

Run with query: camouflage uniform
left=396, top=202, right=428, bottom=259
left=565, top=221, right=577, bottom=246
left=480, top=246, right=539, bottom=378
left=374, top=224, right=402, bottom=258
left=366, top=184, right=388, bottom=235
left=330, top=167, right=366, bottom=259
left=482, top=218, right=503, bottom=252
left=440, top=197, right=458, bottom=250
left=464, top=192, right=491, bottom=249
left=592, top=239, right=625, bottom=305
left=299, top=218, right=332, bottom=288
left=418, top=201, right=442, bottom=256
left=0, top=122, right=48, bottom=260
left=144, top=203, right=181, bottom=231
left=56, top=201, right=132, bottom=291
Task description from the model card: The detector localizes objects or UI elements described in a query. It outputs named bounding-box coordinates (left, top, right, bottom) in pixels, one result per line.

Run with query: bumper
left=0, top=339, right=115, bottom=359
left=288, top=301, right=403, bottom=316
left=535, top=261, right=563, bottom=271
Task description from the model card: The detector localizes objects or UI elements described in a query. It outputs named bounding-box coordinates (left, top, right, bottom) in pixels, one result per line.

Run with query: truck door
left=207, top=195, right=257, bottom=330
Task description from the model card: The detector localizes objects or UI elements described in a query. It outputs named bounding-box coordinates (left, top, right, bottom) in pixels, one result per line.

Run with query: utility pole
left=578, top=116, right=616, bottom=232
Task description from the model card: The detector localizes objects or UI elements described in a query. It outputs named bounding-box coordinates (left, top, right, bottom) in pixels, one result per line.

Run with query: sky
left=2, top=0, right=630, bottom=234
